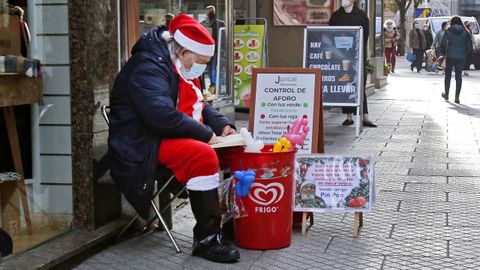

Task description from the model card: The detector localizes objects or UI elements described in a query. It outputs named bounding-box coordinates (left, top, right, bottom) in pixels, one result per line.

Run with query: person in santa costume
left=108, top=14, right=239, bottom=263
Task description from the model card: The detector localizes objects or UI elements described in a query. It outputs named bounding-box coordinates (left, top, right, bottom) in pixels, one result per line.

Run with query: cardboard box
left=0, top=14, right=21, bottom=56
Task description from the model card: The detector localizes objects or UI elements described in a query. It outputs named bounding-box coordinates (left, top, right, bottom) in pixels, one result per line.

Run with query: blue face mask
left=176, top=53, right=207, bottom=80
left=182, top=62, right=207, bottom=80
left=415, top=24, right=420, bottom=30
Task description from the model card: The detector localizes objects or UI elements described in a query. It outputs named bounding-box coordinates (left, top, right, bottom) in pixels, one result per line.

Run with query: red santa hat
left=162, top=14, right=215, bottom=57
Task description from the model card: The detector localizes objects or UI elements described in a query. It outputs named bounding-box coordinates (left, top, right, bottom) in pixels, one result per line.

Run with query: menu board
left=248, top=68, right=323, bottom=154
left=273, top=0, right=334, bottom=26
left=233, top=25, right=265, bottom=108
left=294, top=155, right=375, bottom=212
left=303, top=26, right=364, bottom=107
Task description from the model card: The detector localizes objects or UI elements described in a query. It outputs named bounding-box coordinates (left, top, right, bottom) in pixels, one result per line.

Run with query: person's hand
left=208, top=133, right=218, bottom=145
left=221, top=126, right=237, bottom=137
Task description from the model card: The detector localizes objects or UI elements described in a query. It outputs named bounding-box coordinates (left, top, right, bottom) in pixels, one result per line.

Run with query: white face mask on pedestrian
left=341, top=0, right=354, bottom=8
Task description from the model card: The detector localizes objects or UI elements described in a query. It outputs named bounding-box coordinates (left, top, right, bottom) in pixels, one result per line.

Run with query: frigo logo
left=248, top=182, right=285, bottom=213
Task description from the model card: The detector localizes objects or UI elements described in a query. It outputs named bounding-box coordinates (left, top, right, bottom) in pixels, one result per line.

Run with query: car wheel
left=475, top=64, right=480, bottom=70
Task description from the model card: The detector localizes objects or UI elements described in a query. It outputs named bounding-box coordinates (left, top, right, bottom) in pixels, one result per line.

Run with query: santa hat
left=162, top=14, right=215, bottom=57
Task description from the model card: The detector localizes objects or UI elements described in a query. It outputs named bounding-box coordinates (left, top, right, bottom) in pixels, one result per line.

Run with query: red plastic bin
left=227, top=145, right=295, bottom=250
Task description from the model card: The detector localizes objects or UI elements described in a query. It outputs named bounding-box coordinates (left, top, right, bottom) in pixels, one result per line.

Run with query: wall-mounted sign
left=233, top=25, right=266, bottom=108
left=273, top=0, right=335, bottom=26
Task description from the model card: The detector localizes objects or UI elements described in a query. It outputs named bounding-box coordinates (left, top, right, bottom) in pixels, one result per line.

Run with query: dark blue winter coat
left=108, top=27, right=233, bottom=219
left=441, top=24, right=473, bottom=60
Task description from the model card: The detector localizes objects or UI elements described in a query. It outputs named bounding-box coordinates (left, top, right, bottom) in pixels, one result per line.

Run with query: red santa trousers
left=158, top=138, right=219, bottom=191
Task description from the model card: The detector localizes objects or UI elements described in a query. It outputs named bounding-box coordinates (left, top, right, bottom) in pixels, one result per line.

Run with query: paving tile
left=377, top=191, right=446, bottom=202
left=253, top=252, right=383, bottom=270
left=404, top=182, right=480, bottom=193
left=400, top=201, right=480, bottom=213
left=391, top=225, right=480, bottom=240
left=383, top=256, right=480, bottom=270
left=342, top=211, right=446, bottom=227
left=409, top=168, right=480, bottom=177
left=326, top=237, right=446, bottom=257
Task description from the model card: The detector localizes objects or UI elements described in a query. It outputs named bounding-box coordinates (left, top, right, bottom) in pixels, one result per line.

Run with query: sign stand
left=294, top=155, right=374, bottom=238
left=249, top=68, right=324, bottom=236
left=353, top=212, right=363, bottom=238
left=303, top=26, right=365, bottom=138
left=300, top=211, right=314, bottom=235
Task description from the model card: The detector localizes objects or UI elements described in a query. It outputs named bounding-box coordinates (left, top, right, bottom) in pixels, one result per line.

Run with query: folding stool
left=102, top=104, right=185, bottom=253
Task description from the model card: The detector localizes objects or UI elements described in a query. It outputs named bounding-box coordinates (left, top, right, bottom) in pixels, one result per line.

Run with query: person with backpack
left=440, top=16, right=473, bottom=104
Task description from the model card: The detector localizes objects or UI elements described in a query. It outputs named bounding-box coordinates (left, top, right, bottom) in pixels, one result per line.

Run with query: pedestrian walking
left=423, top=24, right=433, bottom=68
left=409, top=21, right=426, bottom=72
left=433, top=21, right=448, bottom=54
left=329, top=0, right=377, bottom=127
left=384, top=19, right=398, bottom=73
left=440, top=16, right=473, bottom=104
left=463, top=21, right=475, bottom=76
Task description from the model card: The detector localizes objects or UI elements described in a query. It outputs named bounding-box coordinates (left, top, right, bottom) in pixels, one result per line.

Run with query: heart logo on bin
left=248, top=182, right=284, bottom=206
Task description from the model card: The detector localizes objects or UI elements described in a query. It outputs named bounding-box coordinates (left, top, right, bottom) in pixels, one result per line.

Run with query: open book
left=210, top=133, right=246, bottom=149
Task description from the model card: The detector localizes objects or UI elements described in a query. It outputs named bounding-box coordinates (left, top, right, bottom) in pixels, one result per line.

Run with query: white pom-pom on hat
left=162, top=30, right=172, bottom=41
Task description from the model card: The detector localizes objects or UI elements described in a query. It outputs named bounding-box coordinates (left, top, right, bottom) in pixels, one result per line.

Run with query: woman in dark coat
left=440, top=16, right=473, bottom=104
left=409, top=21, right=427, bottom=72
left=108, top=14, right=239, bottom=263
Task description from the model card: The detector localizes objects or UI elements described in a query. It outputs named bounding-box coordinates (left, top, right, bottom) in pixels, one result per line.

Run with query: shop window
left=0, top=0, right=72, bottom=259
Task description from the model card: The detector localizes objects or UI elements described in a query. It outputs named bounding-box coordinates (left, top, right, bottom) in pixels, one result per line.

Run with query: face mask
left=341, top=0, right=353, bottom=8
left=176, top=58, right=206, bottom=80
left=415, top=24, right=420, bottom=29
left=183, top=62, right=207, bottom=79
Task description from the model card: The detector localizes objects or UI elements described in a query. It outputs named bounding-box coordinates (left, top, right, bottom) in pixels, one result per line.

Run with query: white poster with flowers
left=294, top=155, right=375, bottom=212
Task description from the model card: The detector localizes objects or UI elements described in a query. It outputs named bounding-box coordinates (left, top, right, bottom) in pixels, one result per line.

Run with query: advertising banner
left=249, top=68, right=323, bottom=154
left=233, top=25, right=265, bottom=108
left=273, top=0, right=334, bottom=26
left=294, top=155, right=375, bottom=212
left=303, top=26, right=364, bottom=106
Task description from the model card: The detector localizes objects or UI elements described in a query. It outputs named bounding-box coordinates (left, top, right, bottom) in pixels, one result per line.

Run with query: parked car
left=414, top=16, right=480, bottom=70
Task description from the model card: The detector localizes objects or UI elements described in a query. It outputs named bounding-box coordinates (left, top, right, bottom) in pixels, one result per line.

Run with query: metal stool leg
left=151, top=200, right=181, bottom=253
left=143, top=186, right=186, bottom=231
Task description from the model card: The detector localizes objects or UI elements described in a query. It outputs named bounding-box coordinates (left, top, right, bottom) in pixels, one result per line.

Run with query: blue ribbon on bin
left=234, top=170, right=256, bottom=198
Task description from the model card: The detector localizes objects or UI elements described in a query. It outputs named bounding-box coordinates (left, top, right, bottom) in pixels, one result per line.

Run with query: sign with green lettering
left=249, top=68, right=324, bottom=154
left=234, top=25, right=265, bottom=108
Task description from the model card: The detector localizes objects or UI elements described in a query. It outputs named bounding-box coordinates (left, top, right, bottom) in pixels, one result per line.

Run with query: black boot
left=188, top=189, right=240, bottom=263
left=442, top=90, right=449, bottom=101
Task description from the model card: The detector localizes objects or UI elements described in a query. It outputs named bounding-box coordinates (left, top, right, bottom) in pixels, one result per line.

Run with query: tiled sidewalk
left=76, top=60, right=480, bottom=270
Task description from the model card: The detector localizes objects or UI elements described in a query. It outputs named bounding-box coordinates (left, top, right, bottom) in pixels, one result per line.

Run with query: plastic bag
left=218, top=175, right=248, bottom=224
left=406, top=51, right=416, bottom=62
